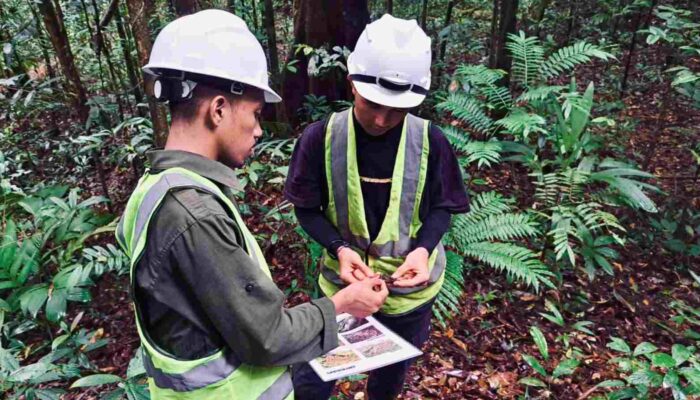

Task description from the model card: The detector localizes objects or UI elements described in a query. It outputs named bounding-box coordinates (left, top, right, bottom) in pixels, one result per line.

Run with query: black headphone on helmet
left=153, top=77, right=197, bottom=103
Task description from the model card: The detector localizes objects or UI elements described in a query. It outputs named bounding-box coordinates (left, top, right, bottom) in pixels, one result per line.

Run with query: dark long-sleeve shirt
left=285, top=112, right=470, bottom=254
left=134, top=150, right=338, bottom=364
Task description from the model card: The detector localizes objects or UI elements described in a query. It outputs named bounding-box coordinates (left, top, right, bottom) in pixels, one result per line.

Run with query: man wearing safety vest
left=115, top=10, right=389, bottom=400
left=285, top=15, right=470, bottom=399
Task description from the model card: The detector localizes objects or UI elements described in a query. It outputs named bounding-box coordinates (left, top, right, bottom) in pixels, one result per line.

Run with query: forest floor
left=22, top=44, right=700, bottom=399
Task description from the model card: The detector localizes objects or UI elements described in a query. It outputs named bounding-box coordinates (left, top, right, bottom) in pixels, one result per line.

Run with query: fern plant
left=437, top=32, right=658, bottom=297
left=434, top=192, right=554, bottom=324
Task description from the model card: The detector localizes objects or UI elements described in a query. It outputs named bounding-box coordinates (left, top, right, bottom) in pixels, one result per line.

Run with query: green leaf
left=20, top=285, right=49, bottom=318
left=523, top=354, right=548, bottom=376
left=633, top=342, right=658, bottom=357
left=671, top=344, right=692, bottom=366
left=607, top=337, right=631, bottom=354
left=45, top=288, right=68, bottom=322
left=519, top=377, right=547, bottom=387
left=552, top=358, right=580, bottom=378
left=608, top=388, right=639, bottom=400
left=651, top=352, right=677, bottom=369
left=595, top=379, right=625, bottom=388
left=530, top=326, right=549, bottom=360
left=679, top=367, right=700, bottom=388
left=663, top=370, right=685, bottom=400
left=70, top=374, right=123, bottom=388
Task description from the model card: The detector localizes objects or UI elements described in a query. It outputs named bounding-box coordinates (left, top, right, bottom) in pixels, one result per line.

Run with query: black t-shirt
left=285, top=112, right=469, bottom=251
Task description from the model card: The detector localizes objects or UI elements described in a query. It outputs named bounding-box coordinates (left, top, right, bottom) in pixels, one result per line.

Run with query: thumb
left=392, top=263, right=412, bottom=279
left=353, top=261, right=374, bottom=277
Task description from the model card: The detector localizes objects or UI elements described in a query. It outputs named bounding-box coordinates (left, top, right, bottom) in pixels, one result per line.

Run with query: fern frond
left=437, top=92, right=494, bottom=134
left=464, top=140, right=503, bottom=168
left=434, top=251, right=466, bottom=327
left=446, top=213, right=540, bottom=248
left=455, top=65, right=512, bottom=111
left=464, top=191, right=513, bottom=221
left=495, top=108, right=547, bottom=139
left=459, top=242, right=553, bottom=291
left=440, top=125, right=471, bottom=153
left=540, top=41, right=615, bottom=79
left=506, top=31, right=545, bottom=86
left=517, top=85, right=567, bottom=103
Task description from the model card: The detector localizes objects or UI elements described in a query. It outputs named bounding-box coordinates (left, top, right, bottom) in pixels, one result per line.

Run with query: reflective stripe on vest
left=142, top=348, right=241, bottom=392
left=121, top=173, right=261, bottom=271
left=116, top=169, right=291, bottom=399
left=321, top=108, right=446, bottom=296
left=327, top=109, right=429, bottom=257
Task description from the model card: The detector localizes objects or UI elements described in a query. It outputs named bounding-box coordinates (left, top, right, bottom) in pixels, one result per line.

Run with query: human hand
left=331, top=276, right=388, bottom=318
left=391, top=247, right=430, bottom=287
left=337, top=247, right=374, bottom=284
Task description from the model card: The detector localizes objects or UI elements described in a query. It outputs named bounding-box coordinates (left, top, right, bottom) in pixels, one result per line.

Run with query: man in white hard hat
left=115, top=10, right=388, bottom=400
left=285, top=14, right=469, bottom=399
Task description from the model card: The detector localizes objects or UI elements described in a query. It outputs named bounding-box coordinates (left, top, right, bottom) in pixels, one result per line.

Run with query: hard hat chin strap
left=349, top=74, right=428, bottom=95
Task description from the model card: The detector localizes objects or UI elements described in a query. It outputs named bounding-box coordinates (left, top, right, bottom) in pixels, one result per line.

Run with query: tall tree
left=420, top=0, right=429, bottom=29
left=173, top=0, right=199, bottom=16
left=263, top=0, right=283, bottom=120
left=620, top=0, right=658, bottom=98
left=439, top=0, right=457, bottom=63
left=263, top=0, right=280, bottom=85
left=280, top=0, right=368, bottom=124
left=37, top=0, right=89, bottom=121
left=26, top=0, right=56, bottom=80
left=114, top=2, right=143, bottom=104
left=125, top=0, right=169, bottom=145
left=488, top=0, right=518, bottom=78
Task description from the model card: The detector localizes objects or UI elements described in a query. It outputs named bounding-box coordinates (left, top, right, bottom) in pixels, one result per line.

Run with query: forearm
left=415, top=208, right=451, bottom=253
left=295, top=206, right=344, bottom=253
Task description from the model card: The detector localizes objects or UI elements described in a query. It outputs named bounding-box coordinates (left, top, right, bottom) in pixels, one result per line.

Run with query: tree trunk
left=280, top=0, right=368, bottom=125
left=439, top=0, right=457, bottom=62
left=531, top=0, right=550, bottom=38
left=263, top=0, right=283, bottom=120
left=436, top=0, right=457, bottom=87
left=37, top=0, right=89, bottom=121
left=173, top=0, right=199, bottom=16
left=125, top=0, right=169, bottom=146
left=114, top=3, right=144, bottom=104
left=563, top=0, right=576, bottom=45
left=619, top=0, right=658, bottom=98
left=489, top=0, right=518, bottom=74
left=92, top=0, right=127, bottom=115
left=26, top=0, right=56, bottom=80
left=251, top=0, right=259, bottom=31
left=420, top=0, right=429, bottom=29
left=386, top=0, right=392, bottom=14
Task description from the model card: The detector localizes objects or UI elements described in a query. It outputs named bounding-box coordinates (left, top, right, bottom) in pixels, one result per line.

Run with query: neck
left=164, top=120, right=218, bottom=160
left=352, top=107, right=402, bottom=137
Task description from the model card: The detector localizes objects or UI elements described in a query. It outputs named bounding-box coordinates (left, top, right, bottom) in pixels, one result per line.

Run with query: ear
left=207, top=95, right=229, bottom=128
left=350, top=82, right=357, bottom=97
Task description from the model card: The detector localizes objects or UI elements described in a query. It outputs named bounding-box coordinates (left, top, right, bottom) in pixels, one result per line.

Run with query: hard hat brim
left=353, top=80, right=426, bottom=109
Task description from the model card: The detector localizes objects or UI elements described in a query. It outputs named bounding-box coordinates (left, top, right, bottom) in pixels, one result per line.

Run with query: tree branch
left=99, top=0, right=119, bottom=29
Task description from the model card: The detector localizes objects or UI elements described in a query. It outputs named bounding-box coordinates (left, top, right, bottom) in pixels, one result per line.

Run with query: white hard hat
left=348, top=14, right=431, bottom=108
left=144, top=9, right=281, bottom=103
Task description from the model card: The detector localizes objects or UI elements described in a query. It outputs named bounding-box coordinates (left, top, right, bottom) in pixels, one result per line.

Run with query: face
left=351, top=84, right=409, bottom=136
left=210, top=88, right=264, bottom=168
